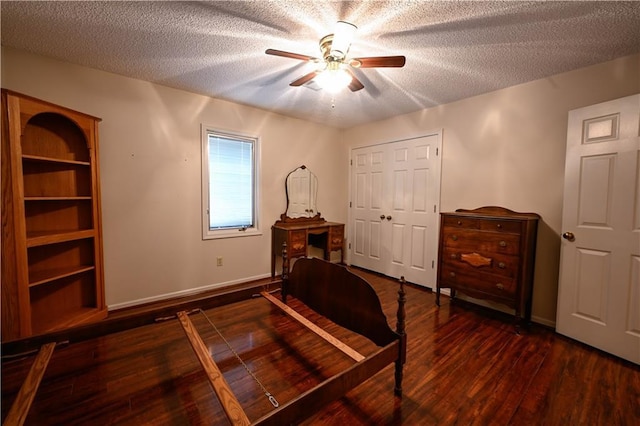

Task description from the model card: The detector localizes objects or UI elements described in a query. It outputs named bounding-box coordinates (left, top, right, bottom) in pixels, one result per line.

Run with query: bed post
left=281, top=242, right=289, bottom=303
left=394, top=276, right=407, bottom=397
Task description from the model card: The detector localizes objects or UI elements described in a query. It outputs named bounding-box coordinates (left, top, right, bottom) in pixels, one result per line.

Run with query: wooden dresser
left=436, top=206, right=539, bottom=324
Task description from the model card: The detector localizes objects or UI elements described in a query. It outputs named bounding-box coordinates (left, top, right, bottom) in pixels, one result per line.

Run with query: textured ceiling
left=2, top=1, right=639, bottom=129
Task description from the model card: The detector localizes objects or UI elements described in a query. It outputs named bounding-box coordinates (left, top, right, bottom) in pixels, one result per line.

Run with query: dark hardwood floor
left=2, top=268, right=639, bottom=425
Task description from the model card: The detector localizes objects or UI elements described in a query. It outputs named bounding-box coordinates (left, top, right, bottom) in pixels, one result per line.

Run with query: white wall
left=1, top=47, right=348, bottom=308
left=344, top=53, right=640, bottom=325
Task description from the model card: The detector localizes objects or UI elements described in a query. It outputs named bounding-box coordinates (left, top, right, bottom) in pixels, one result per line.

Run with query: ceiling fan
left=265, top=21, right=406, bottom=93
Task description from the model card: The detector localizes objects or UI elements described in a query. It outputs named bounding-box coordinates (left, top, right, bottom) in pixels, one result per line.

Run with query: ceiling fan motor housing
left=320, top=34, right=337, bottom=60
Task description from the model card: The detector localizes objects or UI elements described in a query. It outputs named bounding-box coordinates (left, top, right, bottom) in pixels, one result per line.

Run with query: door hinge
left=350, top=159, right=353, bottom=165
left=433, top=205, right=436, bottom=213
left=436, top=147, right=439, bottom=156
left=348, top=243, right=351, bottom=249
left=432, top=260, right=435, bottom=268
left=349, top=201, right=352, bottom=208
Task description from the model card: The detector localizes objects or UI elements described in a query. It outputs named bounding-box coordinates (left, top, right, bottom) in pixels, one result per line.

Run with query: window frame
left=201, top=125, right=261, bottom=240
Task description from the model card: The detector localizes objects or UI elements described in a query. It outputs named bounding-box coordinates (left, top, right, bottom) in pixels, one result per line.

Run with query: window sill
left=203, top=227, right=262, bottom=240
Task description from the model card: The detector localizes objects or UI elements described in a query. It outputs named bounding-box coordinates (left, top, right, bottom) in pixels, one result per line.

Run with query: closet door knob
left=386, top=215, right=392, bottom=221
left=380, top=215, right=386, bottom=220
left=562, top=232, right=575, bottom=241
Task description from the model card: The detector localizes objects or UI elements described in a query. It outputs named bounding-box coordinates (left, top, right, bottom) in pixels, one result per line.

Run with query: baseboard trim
left=107, top=273, right=272, bottom=311
left=532, top=315, right=556, bottom=329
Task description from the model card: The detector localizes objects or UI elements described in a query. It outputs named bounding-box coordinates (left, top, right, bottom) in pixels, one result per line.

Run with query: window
left=201, top=126, right=260, bottom=239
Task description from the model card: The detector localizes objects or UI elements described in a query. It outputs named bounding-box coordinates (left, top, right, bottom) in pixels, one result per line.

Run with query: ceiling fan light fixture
left=330, top=21, right=357, bottom=58
left=315, top=65, right=352, bottom=93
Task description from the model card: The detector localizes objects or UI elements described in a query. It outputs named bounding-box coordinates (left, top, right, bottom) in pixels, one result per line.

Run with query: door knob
left=386, top=215, right=392, bottom=221
left=380, top=215, right=386, bottom=220
left=562, top=231, right=575, bottom=241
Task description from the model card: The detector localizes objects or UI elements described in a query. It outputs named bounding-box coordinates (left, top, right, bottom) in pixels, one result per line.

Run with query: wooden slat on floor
left=3, top=343, right=56, bottom=426
left=177, top=311, right=250, bottom=425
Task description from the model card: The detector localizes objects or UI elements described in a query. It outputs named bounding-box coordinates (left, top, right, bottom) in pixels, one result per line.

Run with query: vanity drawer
left=288, top=230, right=308, bottom=256
left=329, top=225, right=344, bottom=250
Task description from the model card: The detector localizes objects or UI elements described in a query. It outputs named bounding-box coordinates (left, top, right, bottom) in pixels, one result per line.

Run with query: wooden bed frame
left=3, top=250, right=406, bottom=425
left=178, top=249, right=407, bottom=425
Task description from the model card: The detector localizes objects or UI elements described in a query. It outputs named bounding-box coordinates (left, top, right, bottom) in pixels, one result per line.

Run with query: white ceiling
left=2, top=1, right=639, bottom=129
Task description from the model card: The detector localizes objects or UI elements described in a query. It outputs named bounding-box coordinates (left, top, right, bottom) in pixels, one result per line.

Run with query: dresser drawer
left=439, top=264, right=517, bottom=298
left=442, top=215, right=479, bottom=229
left=479, top=219, right=522, bottom=234
left=442, top=229, right=521, bottom=255
left=442, top=248, right=518, bottom=279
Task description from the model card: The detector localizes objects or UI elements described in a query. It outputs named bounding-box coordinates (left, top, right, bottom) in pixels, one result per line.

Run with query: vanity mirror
left=281, top=165, right=322, bottom=222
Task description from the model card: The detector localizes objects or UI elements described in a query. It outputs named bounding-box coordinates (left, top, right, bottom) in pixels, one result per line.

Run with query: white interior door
left=556, top=94, right=640, bottom=364
left=350, top=133, right=442, bottom=287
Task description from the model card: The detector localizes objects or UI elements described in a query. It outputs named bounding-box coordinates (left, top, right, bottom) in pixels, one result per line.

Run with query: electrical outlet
left=216, top=257, right=223, bottom=267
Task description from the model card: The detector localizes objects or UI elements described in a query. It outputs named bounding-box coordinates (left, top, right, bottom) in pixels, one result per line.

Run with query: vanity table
left=271, top=165, right=345, bottom=277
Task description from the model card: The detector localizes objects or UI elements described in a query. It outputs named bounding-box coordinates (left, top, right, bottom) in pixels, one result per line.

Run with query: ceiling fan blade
left=350, top=56, right=406, bottom=68
left=347, top=70, right=364, bottom=92
left=290, top=71, right=319, bottom=86
left=265, top=48, right=318, bottom=62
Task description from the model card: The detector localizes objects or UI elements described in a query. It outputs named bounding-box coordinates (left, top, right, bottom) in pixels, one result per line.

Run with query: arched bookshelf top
left=22, top=112, right=90, bottom=163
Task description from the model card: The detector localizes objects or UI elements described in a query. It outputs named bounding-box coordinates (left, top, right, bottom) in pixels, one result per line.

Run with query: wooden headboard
left=283, top=257, right=399, bottom=347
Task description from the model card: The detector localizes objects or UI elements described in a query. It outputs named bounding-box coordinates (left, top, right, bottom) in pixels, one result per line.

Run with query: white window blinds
left=207, top=133, right=254, bottom=229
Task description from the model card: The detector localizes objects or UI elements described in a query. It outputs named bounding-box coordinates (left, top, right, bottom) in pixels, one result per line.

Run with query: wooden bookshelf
left=1, top=90, right=107, bottom=341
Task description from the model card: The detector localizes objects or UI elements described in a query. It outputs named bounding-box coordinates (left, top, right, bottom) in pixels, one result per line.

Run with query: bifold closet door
left=350, top=134, right=441, bottom=287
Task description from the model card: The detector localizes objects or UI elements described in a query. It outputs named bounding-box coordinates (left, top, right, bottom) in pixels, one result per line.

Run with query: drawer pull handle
left=496, top=224, right=502, bottom=229
left=449, top=272, right=456, bottom=278
left=499, top=241, right=507, bottom=247
left=452, top=235, right=458, bottom=241
left=496, top=283, right=504, bottom=290
left=450, top=253, right=457, bottom=259
left=457, top=220, right=462, bottom=225
left=498, top=262, right=506, bottom=269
